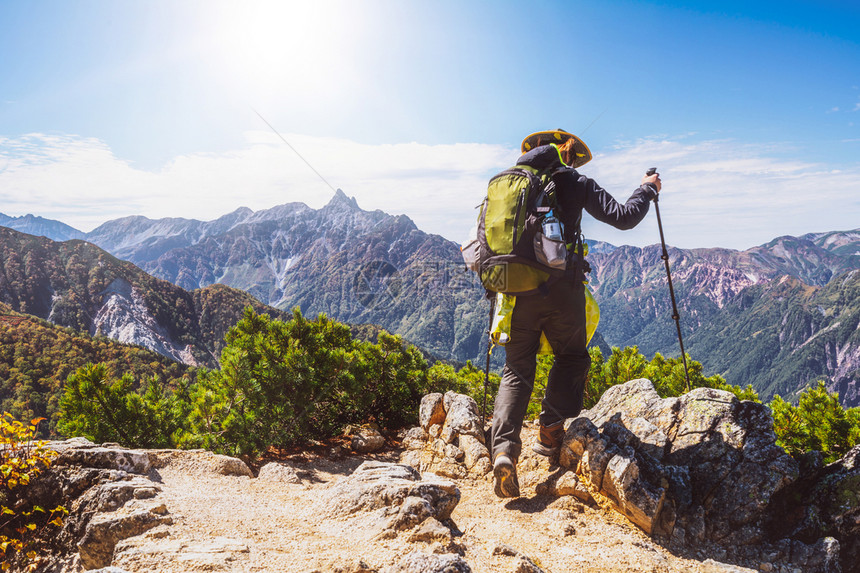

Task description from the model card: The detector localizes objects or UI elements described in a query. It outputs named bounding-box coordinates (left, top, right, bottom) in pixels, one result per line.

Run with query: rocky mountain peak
left=324, top=188, right=361, bottom=211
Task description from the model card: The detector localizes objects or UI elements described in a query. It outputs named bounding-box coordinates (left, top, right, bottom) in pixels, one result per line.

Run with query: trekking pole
left=648, top=168, right=692, bottom=393
left=482, top=292, right=496, bottom=422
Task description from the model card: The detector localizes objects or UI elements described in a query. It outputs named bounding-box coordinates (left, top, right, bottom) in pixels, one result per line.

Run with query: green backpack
left=462, top=164, right=574, bottom=295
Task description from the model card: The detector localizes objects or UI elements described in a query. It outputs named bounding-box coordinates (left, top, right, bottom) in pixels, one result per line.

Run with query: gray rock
left=548, top=471, right=593, bottom=503
left=699, top=559, right=758, bottom=572
left=400, top=449, right=422, bottom=471
left=388, top=496, right=434, bottom=531
left=768, top=446, right=859, bottom=573
left=470, top=457, right=492, bottom=477
left=145, top=448, right=253, bottom=476
left=112, top=535, right=250, bottom=571
left=257, top=462, right=301, bottom=484
left=49, top=438, right=151, bottom=474
left=402, top=427, right=429, bottom=450
left=316, top=461, right=460, bottom=522
left=440, top=392, right=484, bottom=444
left=76, top=476, right=161, bottom=513
left=383, top=551, right=471, bottom=573
left=420, top=393, right=446, bottom=431
left=78, top=505, right=173, bottom=569
left=401, top=394, right=492, bottom=479
left=458, top=434, right=490, bottom=472
left=601, top=448, right=665, bottom=535
left=444, top=443, right=465, bottom=462
left=208, top=453, right=254, bottom=477
left=350, top=423, right=387, bottom=453
left=407, top=517, right=452, bottom=544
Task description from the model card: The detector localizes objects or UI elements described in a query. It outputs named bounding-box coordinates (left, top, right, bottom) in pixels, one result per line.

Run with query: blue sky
left=1, top=0, right=859, bottom=249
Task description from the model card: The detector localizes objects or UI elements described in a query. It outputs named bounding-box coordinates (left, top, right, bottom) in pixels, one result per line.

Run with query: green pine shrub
left=771, top=380, right=860, bottom=463
left=58, top=363, right=181, bottom=448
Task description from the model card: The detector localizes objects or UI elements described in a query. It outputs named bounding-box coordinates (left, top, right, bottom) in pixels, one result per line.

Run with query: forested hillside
left=0, top=303, right=192, bottom=434
left=0, top=227, right=289, bottom=367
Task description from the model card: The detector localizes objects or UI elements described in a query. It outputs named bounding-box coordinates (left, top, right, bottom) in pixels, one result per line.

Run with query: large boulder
left=561, top=379, right=799, bottom=546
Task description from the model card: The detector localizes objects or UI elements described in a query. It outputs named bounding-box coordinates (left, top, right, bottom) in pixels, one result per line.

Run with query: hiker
left=491, top=129, right=660, bottom=498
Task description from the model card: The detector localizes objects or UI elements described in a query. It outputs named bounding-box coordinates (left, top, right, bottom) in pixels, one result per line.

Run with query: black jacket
left=516, top=144, right=656, bottom=244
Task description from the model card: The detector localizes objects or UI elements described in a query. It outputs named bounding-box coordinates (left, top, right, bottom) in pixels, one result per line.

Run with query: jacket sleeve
left=581, top=175, right=657, bottom=230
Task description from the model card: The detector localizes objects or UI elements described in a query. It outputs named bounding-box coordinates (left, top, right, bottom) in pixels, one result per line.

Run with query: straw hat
left=520, top=129, right=592, bottom=168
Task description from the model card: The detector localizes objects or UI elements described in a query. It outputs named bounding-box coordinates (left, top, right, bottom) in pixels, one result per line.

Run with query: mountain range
left=2, top=197, right=858, bottom=405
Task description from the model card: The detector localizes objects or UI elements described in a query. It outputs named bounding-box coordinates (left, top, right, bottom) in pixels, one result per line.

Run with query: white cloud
left=0, top=132, right=514, bottom=242
left=1, top=133, right=858, bottom=251
left=581, top=138, right=860, bottom=249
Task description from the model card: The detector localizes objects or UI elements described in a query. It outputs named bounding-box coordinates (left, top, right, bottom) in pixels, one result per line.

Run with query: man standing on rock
left=492, top=129, right=660, bottom=498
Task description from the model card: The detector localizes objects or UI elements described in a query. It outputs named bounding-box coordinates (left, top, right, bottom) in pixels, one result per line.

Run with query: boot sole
left=532, top=442, right=560, bottom=457
left=493, top=460, right=520, bottom=498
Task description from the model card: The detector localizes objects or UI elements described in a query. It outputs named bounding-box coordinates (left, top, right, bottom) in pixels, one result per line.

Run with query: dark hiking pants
left=490, top=278, right=591, bottom=462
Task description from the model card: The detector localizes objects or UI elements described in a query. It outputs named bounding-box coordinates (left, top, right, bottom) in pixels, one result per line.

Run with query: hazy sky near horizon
left=1, top=0, right=859, bottom=250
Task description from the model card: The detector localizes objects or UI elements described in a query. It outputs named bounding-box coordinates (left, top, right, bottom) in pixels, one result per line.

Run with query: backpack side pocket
left=533, top=232, right=567, bottom=270
left=461, top=238, right=483, bottom=272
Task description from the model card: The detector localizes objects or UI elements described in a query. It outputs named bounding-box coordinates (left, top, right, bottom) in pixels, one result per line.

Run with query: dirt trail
left=106, top=428, right=730, bottom=573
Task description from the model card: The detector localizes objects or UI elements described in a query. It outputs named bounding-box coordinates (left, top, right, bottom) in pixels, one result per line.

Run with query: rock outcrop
left=558, top=379, right=799, bottom=544
left=767, top=444, right=860, bottom=572
left=22, top=438, right=253, bottom=572
left=553, top=379, right=850, bottom=573
left=399, top=392, right=491, bottom=479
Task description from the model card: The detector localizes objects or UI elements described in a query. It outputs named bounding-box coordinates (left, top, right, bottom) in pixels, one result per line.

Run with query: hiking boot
left=532, top=421, right=565, bottom=457
left=493, top=454, right=520, bottom=498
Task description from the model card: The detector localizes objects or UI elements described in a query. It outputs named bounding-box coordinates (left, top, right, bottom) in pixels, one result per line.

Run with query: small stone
left=351, top=424, right=386, bottom=453
left=491, top=543, right=519, bottom=557
left=444, top=443, right=465, bottom=462
left=402, top=427, right=428, bottom=450
left=470, top=457, right=491, bottom=477
left=459, top=434, right=490, bottom=470
left=383, top=551, right=470, bottom=573
left=515, top=556, right=545, bottom=573
left=388, top=496, right=433, bottom=531
left=407, top=517, right=452, bottom=543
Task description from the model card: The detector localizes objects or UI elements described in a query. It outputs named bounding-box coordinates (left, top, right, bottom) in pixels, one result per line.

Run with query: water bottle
left=542, top=210, right=562, bottom=241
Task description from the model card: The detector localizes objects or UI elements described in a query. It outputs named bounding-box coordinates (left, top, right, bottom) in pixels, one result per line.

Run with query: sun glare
left=203, top=0, right=365, bottom=107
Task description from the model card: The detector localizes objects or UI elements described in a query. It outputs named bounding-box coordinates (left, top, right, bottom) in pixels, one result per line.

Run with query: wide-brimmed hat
left=521, top=129, right=592, bottom=168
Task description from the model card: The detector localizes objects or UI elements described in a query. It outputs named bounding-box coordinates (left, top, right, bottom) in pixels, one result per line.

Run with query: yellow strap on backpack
left=490, top=285, right=600, bottom=354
